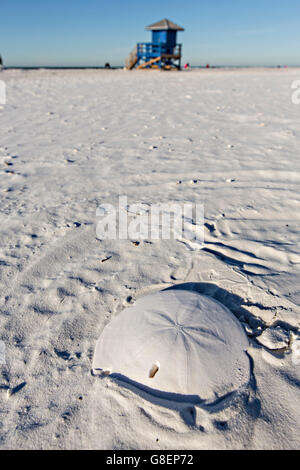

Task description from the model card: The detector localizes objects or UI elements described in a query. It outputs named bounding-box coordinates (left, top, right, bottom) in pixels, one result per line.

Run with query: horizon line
left=3, top=64, right=300, bottom=69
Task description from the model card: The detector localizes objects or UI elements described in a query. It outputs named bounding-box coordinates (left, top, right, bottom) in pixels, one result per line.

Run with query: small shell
left=149, top=362, right=160, bottom=379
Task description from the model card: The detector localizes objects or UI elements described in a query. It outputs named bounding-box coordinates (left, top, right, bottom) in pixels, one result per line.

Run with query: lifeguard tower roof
left=145, top=18, right=184, bottom=31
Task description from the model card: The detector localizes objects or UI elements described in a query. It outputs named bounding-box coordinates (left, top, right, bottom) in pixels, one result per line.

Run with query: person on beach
left=0, top=56, right=3, bottom=71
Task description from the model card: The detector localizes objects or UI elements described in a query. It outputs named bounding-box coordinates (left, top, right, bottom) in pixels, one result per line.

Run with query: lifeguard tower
left=125, top=18, right=184, bottom=70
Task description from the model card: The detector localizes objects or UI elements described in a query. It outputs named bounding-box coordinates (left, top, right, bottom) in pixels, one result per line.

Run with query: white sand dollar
left=93, top=290, right=250, bottom=399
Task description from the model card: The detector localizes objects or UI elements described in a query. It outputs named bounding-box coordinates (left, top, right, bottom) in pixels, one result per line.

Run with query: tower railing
left=137, top=43, right=182, bottom=60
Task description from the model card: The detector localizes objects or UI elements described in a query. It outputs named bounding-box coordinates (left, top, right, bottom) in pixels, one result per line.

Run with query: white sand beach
left=0, top=67, right=300, bottom=449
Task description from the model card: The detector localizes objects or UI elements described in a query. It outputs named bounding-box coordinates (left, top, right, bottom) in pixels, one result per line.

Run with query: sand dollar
left=93, top=289, right=250, bottom=399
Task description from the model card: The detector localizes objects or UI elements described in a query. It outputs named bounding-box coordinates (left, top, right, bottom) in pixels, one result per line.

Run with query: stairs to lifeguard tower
left=125, top=47, right=138, bottom=70
left=137, top=56, right=161, bottom=69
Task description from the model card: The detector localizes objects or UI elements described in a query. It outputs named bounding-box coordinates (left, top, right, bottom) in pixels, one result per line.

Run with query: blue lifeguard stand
left=125, top=18, right=184, bottom=70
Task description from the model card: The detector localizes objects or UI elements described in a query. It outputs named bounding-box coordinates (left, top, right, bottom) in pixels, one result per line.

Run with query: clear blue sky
left=0, top=0, right=299, bottom=67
